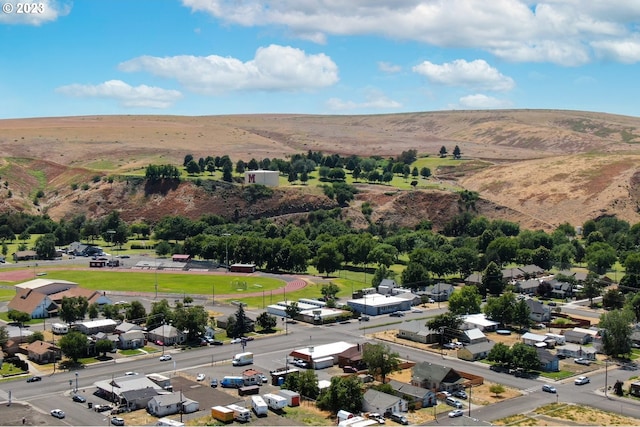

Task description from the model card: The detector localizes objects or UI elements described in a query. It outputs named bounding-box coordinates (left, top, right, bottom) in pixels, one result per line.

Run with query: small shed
left=278, top=389, right=300, bottom=407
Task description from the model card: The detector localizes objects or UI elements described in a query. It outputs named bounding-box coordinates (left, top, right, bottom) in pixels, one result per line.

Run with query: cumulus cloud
left=456, top=94, right=513, bottom=109
left=56, top=80, right=182, bottom=108
left=181, top=0, right=640, bottom=65
left=118, top=45, right=339, bottom=94
left=326, top=91, right=402, bottom=112
left=413, top=59, right=515, bottom=91
left=378, top=62, right=402, bottom=73
left=0, top=0, right=71, bottom=25
left=592, top=37, right=640, bottom=63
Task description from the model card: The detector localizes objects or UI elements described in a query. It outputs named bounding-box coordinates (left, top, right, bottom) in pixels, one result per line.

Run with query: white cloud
left=56, top=80, right=182, bottom=109
left=0, top=0, right=70, bottom=25
left=378, top=61, right=402, bottom=73
left=456, top=94, right=513, bottom=109
left=119, top=44, right=338, bottom=94
left=326, top=92, right=402, bottom=111
left=592, top=37, right=640, bottom=63
left=412, top=59, right=515, bottom=91
left=181, top=0, right=640, bottom=65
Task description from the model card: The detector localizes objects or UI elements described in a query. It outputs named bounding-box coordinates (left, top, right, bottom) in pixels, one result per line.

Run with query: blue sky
left=2, top=0, right=640, bottom=119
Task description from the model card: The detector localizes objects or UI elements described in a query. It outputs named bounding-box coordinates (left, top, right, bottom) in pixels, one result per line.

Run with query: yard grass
left=40, top=270, right=286, bottom=295
left=0, top=288, right=17, bottom=301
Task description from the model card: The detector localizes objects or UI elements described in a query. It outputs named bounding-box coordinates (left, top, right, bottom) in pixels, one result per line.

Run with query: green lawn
left=41, top=270, right=286, bottom=295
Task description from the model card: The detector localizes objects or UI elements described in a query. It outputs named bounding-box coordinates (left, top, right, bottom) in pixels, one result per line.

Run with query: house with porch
left=147, top=324, right=186, bottom=346
left=425, top=283, right=455, bottom=302
left=536, top=348, right=559, bottom=372
left=362, top=389, right=408, bottom=415
left=26, top=340, right=62, bottom=364
left=525, top=299, right=551, bottom=322
left=388, top=380, right=436, bottom=408
left=411, top=362, right=466, bottom=393
left=118, top=330, right=146, bottom=349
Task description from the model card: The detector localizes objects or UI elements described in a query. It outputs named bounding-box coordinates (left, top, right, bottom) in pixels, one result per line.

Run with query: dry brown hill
left=1, top=109, right=639, bottom=229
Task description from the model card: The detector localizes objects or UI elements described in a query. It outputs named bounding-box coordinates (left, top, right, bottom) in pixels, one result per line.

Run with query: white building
left=244, top=170, right=279, bottom=186
left=347, top=293, right=412, bottom=316
left=461, top=313, right=500, bottom=332
left=289, top=341, right=356, bottom=366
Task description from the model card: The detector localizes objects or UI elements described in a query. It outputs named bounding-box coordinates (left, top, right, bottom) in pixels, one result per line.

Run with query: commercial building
left=347, top=293, right=412, bottom=316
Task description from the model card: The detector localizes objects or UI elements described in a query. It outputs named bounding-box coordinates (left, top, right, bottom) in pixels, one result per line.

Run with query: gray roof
left=151, top=393, right=182, bottom=406
left=463, top=340, right=495, bottom=354
left=536, top=347, right=558, bottom=364
left=121, top=387, right=159, bottom=402
left=363, top=389, right=401, bottom=408
left=388, top=380, right=432, bottom=398
left=525, top=298, right=546, bottom=314
left=399, top=320, right=437, bottom=336
left=412, top=362, right=453, bottom=383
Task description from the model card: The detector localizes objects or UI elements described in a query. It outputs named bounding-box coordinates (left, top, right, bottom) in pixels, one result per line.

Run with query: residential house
left=555, top=343, right=597, bottom=360
left=119, top=330, right=146, bottom=350
left=377, top=279, right=399, bottom=295
left=362, top=389, right=408, bottom=415
left=425, top=283, right=455, bottom=302
left=120, top=388, right=160, bottom=411
left=525, top=299, right=551, bottom=322
left=397, top=321, right=439, bottom=344
left=461, top=313, right=499, bottom=332
left=147, top=393, right=199, bottom=417
left=393, top=291, right=421, bottom=306
left=547, top=279, right=573, bottom=299
left=411, top=362, right=465, bottom=393
left=147, top=324, right=186, bottom=346
left=459, top=328, right=487, bottom=345
left=388, top=380, right=436, bottom=408
left=522, top=332, right=553, bottom=348
left=457, top=340, right=495, bottom=362
left=95, top=375, right=164, bottom=405
left=337, top=343, right=368, bottom=370
left=515, top=279, right=540, bottom=295
left=464, top=273, right=483, bottom=286
left=115, top=322, right=144, bottom=334
left=536, top=348, right=559, bottom=372
left=563, top=328, right=594, bottom=345
left=68, top=242, right=103, bottom=257
left=26, top=340, right=62, bottom=364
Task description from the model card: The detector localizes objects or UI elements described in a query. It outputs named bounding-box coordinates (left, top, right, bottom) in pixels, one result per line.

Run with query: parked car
left=211, top=340, right=224, bottom=346
left=343, top=366, right=358, bottom=374
left=443, top=342, right=457, bottom=349
left=72, top=394, right=86, bottom=403
left=542, top=384, right=557, bottom=393
left=230, top=338, right=242, bottom=344
left=210, top=378, right=218, bottom=388
left=258, top=373, right=268, bottom=383
left=26, top=376, right=41, bottom=383
left=448, top=409, right=464, bottom=418
left=196, top=373, right=205, bottom=382
left=367, top=413, right=385, bottom=424
left=389, top=311, right=405, bottom=317
left=124, top=372, right=138, bottom=376
left=111, top=416, right=125, bottom=426
left=453, top=390, right=467, bottom=399
left=94, top=404, right=112, bottom=412
left=574, top=358, right=591, bottom=366
left=50, top=409, right=65, bottom=419
left=359, top=315, right=370, bottom=321
left=159, top=354, right=172, bottom=361
left=389, top=413, right=408, bottom=425
left=411, top=308, right=423, bottom=313
left=575, top=376, right=590, bottom=385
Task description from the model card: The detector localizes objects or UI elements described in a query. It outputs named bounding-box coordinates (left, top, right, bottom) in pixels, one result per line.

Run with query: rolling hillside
left=1, top=109, right=639, bottom=229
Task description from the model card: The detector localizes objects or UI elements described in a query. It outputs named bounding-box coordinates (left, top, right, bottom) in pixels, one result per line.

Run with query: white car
left=125, top=371, right=138, bottom=376
left=230, top=338, right=242, bottom=344
left=575, top=376, right=590, bottom=385
left=448, top=409, right=464, bottom=418
left=574, top=357, right=591, bottom=366
left=159, top=354, right=172, bottom=361
left=50, top=409, right=65, bottom=419
left=196, top=373, right=205, bottom=382
left=111, top=417, right=125, bottom=426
